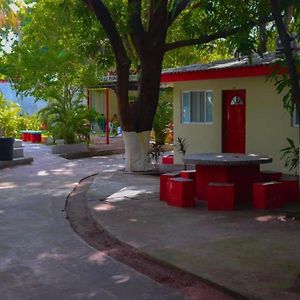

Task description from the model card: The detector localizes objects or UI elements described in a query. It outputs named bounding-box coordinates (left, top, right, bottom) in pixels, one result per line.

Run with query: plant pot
left=0, top=137, right=15, bottom=161
left=51, top=143, right=88, bottom=154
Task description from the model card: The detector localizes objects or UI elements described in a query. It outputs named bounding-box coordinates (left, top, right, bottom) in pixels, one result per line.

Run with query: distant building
left=0, top=81, right=46, bottom=115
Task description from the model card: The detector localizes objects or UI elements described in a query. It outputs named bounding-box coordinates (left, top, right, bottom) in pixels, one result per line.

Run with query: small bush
left=280, top=138, right=299, bottom=175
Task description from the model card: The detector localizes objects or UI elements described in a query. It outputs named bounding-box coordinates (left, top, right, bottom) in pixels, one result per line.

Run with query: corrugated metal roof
left=162, top=52, right=279, bottom=74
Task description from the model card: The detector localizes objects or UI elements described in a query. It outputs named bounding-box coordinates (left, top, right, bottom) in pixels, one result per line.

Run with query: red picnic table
left=183, top=153, right=272, bottom=203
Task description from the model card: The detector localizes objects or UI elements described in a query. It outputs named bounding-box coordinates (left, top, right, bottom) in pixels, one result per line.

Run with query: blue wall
left=0, top=82, right=46, bottom=115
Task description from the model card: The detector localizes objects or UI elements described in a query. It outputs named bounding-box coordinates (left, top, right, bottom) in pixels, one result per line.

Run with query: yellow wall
left=173, top=76, right=299, bottom=173
left=89, top=89, right=119, bottom=119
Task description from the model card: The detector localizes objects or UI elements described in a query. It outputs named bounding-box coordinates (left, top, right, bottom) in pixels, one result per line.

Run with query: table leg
left=195, top=164, right=260, bottom=202
left=227, top=165, right=260, bottom=203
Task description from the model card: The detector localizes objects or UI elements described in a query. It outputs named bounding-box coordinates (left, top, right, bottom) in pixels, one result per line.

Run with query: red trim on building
left=0, top=80, right=8, bottom=83
left=105, top=88, right=110, bottom=145
left=160, top=65, right=279, bottom=83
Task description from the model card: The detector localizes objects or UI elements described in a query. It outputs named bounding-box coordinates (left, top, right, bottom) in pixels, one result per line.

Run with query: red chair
left=159, top=172, right=179, bottom=201
left=253, top=181, right=284, bottom=209
left=180, top=170, right=196, bottom=179
left=167, top=178, right=195, bottom=207
left=207, top=182, right=235, bottom=211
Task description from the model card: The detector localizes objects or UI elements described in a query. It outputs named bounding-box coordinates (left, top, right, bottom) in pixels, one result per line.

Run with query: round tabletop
left=183, top=153, right=272, bottom=166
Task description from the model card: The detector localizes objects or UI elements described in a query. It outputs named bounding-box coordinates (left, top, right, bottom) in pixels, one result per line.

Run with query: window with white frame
left=182, top=91, right=213, bottom=123
left=293, top=106, right=299, bottom=127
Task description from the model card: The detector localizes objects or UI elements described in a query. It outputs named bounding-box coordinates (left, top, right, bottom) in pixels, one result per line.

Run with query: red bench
left=281, top=178, right=299, bottom=202
left=159, top=172, right=179, bottom=201
left=21, top=131, right=42, bottom=143
left=167, top=178, right=195, bottom=208
left=162, top=155, right=174, bottom=165
left=252, top=181, right=284, bottom=209
left=207, top=182, right=235, bottom=211
left=180, top=170, right=196, bottom=179
left=259, top=170, right=282, bottom=182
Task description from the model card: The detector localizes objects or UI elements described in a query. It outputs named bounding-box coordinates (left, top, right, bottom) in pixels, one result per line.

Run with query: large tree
left=270, top=0, right=300, bottom=114
left=83, top=0, right=273, bottom=171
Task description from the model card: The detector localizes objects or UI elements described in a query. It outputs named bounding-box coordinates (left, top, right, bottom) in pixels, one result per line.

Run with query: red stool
left=207, top=182, right=235, bottom=211
left=281, top=179, right=299, bottom=202
left=167, top=178, right=195, bottom=207
left=22, top=132, right=30, bottom=142
left=253, top=181, right=284, bottom=209
left=162, top=155, right=174, bottom=165
left=30, top=133, right=42, bottom=143
left=180, top=170, right=196, bottom=179
left=259, top=170, right=282, bottom=182
left=159, top=172, right=179, bottom=201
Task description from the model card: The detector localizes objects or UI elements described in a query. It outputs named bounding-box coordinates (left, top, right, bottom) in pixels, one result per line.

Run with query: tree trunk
left=270, top=0, right=300, bottom=199
left=117, top=51, right=164, bottom=172
left=258, top=22, right=267, bottom=54
left=123, top=130, right=151, bottom=171
left=271, top=0, right=300, bottom=113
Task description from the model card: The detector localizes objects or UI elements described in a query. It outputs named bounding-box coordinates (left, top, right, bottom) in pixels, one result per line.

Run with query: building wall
left=89, top=89, right=119, bottom=119
left=173, top=76, right=298, bottom=173
left=88, top=89, right=119, bottom=133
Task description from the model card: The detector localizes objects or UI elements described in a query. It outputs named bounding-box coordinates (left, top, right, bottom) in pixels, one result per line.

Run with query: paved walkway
left=87, top=171, right=300, bottom=300
left=89, top=136, right=124, bottom=153
left=0, top=143, right=182, bottom=300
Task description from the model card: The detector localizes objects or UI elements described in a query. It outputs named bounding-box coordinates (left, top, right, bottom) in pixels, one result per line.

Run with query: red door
left=222, top=90, right=246, bottom=153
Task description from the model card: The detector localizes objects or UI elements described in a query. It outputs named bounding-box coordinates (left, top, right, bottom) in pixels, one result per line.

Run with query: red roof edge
left=160, top=65, right=282, bottom=83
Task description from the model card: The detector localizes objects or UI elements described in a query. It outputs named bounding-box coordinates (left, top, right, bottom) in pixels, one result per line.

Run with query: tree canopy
left=2, top=0, right=300, bottom=171
left=1, top=0, right=113, bottom=101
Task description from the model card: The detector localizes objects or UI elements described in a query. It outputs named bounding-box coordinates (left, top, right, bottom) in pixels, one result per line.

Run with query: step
left=13, top=139, right=23, bottom=148
left=0, top=157, right=33, bottom=169
left=13, top=147, right=24, bottom=159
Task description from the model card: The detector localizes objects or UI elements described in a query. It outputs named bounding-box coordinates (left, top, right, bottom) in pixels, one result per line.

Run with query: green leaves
left=153, top=91, right=173, bottom=145
left=280, top=137, right=299, bottom=174
left=268, top=55, right=300, bottom=114
left=174, top=137, right=187, bottom=156
left=38, top=90, right=97, bottom=144
left=0, top=93, right=21, bottom=137
left=2, top=0, right=114, bottom=102
left=0, top=92, right=42, bottom=137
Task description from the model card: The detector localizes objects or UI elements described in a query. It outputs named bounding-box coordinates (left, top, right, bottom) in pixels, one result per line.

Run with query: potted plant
left=0, top=134, right=15, bottom=161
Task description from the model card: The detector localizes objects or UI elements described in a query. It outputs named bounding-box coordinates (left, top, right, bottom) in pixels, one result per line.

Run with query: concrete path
left=0, top=143, right=182, bottom=300
left=87, top=171, right=300, bottom=300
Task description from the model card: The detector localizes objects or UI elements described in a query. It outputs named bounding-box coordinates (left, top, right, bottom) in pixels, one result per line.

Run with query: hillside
left=0, top=82, right=46, bottom=115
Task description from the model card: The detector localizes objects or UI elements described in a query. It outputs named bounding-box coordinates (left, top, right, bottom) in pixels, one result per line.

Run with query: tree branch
left=164, top=16, right=274, bottom=52
left=164, top=26, right=241, bottom=52
left=270, top=0, right=300, bottom=111
left=167, top=0, right=192, bottom=27
left=84, top=0, right=132, bottom=129
left=84, top=0, right=129, bottom=67
left=127, top=0, right=147, bottom=54
left=148, top=0, right=168, bottom=45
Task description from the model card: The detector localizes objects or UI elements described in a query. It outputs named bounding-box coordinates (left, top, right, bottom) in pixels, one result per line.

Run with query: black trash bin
left=0, top=137, right=15, bottom=161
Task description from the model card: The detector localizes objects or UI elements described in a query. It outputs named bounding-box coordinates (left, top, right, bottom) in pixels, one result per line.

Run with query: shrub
left=0, top=93, right=22, bottom=137
left=153, top=99, right=173, bottom=145
left=39, top=96, right=98, bottom=144
left=281, top=138, right=299, bottom=175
